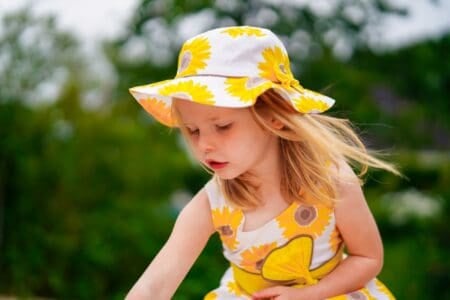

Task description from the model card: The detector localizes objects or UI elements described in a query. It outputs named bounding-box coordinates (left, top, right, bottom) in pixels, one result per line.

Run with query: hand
left=251, top=285, right=320, bottom=300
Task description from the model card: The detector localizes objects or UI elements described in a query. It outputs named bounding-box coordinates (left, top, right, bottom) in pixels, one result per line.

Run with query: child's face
left=174, top=99, right=280, bottom=180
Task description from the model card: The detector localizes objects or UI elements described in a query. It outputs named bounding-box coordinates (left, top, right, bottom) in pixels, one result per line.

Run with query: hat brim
left=129, top=76, right=334, bottom=127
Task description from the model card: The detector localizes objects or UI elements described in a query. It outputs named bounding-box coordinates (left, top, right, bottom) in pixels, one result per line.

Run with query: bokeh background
left=0, top=0, right=449, bottom=299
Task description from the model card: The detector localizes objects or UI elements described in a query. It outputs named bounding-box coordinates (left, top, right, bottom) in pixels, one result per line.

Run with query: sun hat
left=129, top=26, right=335, bottom=127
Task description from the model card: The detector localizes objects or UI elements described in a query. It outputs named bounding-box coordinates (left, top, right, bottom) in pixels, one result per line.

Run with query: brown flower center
left=255, top=259, right=265, bottom=270
left=294, top=205, right=317, bottom=226
left=349, top=292, right=367, bottom=300
left=218, top=225, right=233, bottom=236
left=178, top=51, right=192, bottom=73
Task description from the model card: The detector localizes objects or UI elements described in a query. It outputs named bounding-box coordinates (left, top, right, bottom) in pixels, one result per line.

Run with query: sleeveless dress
left=203, top=178, right=395, bottom=300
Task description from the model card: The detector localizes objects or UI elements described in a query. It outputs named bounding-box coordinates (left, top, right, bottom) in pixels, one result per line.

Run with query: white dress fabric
left=203, top=178, right=395, bottom=300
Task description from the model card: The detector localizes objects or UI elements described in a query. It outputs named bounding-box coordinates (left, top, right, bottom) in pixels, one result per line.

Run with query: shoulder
left=182, top=186, right=210, bottom=214
left=329, top=161, right=384, bottom=261
left=329, top=159, right=362, bottom=202
left=330, top=160, right=379, bottom=233
left=331, top=159, right=360, bottom=186
left=175, top=186, right=215, bottom=236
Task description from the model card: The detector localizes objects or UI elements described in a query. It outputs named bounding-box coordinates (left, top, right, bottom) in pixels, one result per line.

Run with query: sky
left=1, top=0, right=450, bottom=50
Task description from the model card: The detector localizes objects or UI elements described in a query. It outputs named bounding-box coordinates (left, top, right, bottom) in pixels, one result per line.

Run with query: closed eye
left=215, top=123, right=232, bottom=131
left=186, top=128, right=199, bottom=136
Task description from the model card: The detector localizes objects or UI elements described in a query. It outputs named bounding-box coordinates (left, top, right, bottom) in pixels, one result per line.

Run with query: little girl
left=126, top=26, right=398, bottom=299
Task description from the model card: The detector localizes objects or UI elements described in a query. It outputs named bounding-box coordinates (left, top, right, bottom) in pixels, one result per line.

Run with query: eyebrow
left=183, top=115, right=228, bottom=126
left=206, top=116, right=222, bottom=121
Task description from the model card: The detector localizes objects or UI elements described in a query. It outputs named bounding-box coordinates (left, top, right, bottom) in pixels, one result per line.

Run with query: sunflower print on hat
left=139, top=97, right=174, bottom=127
left=176, top=36, right=211, bottom=77
left=211, top=206, right=243, bottom=251
left=225, top=77, right=273, bottom=104
left=221, top=26, right=267, bottom=38
left=291, top=89, right=333, bottom=113
left=257, top=46, right=301, bottom=92
left=276, top=202, right=331, bottom=240
left=158, top=80, right=215, bottom=105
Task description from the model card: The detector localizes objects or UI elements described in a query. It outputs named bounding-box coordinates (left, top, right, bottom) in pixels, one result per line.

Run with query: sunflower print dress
left=203, top=178, right=395, bottom=300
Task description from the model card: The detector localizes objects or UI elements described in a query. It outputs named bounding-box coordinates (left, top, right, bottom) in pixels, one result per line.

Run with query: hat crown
left=175, top=26, right=291, bottom=81
left=129, top=26, right=335, bottom=127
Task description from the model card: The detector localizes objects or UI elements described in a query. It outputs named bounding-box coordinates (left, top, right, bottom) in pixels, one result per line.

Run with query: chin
left=214, top=170, right=241, bottom=180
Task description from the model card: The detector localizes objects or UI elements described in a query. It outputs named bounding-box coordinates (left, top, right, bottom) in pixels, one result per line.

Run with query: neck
left=246, top=138, right=283, bottom=201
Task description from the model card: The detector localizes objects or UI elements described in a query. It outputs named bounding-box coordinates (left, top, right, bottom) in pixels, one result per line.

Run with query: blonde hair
left=218, top=89, right=400, bottom=209
left=173, top=90, right=400, bottom=209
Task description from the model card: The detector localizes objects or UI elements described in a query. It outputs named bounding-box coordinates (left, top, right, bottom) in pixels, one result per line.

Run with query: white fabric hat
left=129, top=26, right=335, bottom=127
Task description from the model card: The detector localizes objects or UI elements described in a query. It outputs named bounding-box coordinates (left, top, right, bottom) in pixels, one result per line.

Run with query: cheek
left=183, top=137, right=202, bottom=159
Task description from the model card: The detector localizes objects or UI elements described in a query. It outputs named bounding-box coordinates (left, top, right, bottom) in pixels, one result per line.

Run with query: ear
left=269, top=117, right=284, bottom=130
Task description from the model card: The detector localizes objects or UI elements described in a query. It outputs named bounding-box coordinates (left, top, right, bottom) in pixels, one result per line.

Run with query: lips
left=206, top=160, right=228, bottom=170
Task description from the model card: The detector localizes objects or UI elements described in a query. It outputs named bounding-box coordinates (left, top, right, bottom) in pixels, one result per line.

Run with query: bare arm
left=304, top=162, right=384, bottom=299
left=253, top=162, right=384, bottom=300
left=126, top=188, right=215, bottom=300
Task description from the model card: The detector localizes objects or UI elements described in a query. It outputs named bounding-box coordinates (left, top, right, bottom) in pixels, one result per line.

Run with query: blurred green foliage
left=0, top=1, right=449, bottom=299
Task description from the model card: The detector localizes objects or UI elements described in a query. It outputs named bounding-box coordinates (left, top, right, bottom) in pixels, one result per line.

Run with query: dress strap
left=204, top=176, right=226, bottom=210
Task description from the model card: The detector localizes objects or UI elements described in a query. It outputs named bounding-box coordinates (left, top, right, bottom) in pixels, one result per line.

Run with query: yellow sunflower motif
left=327, top=289, right=374, bottom=300
left=257, top=46, right=300, bottom=92
left=211, top=206, right=243, bottom=251
left=261, top=236, right=317, bottom=285
left=227, top=281, right=245, bottom=296
left=225, top=77, right=273, bottom=104
left=291, top=90, right=331, bottom=113
left=158, top=80, right=215, bottom=105
left=240, top=242, right=278, bottom=273
left=176, top=36, right=211, bottom=77
left=221, top=27, right=266, bottom=38
left=328, top=227, right=343, bottom=254
left=276, top=202, right=332, bottom=240
left=139, top=97, right=174, bottom=127
left=204, top=291, right=218, bottom=300
left=375, top=279, right=395, bottom=300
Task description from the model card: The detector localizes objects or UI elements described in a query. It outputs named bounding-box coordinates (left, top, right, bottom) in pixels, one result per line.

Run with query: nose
left=197, top=132, right=216, bottom=153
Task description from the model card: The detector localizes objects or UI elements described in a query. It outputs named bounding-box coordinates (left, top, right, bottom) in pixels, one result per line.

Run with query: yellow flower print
left=240, top=242, right=277, bottom=273
left=291, top=90, right=332, bottom=113
left=328, top=227, right=342, bottom=254
left=375, top=279, right=395, bottom=300
left=158, top=80, right=215, bottom=105
left=227, top=281, right=245, bottom=296
left=261, top=236, right=317, bottom=285
left=221, top=26, right=266, bottom=38
left=327, top=295, right=350, bottom=300
left=204, top=291, right=218, bottom=300
left=225, top=77, right=272, bottom=104
left=327, top=289, right=374, bottom=300
left=257, top=46, right=295, bottom=86
left=211, top=206, right=243, bottom=250
left=139, top=97, right=174, bottom=127
left=176, top=36, right=211, bottom=77
left=276, top=202, right=332, bottom=240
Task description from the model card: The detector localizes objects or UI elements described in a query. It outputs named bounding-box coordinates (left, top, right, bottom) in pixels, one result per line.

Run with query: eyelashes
left=186, top=123, right=233, bottom=136
left=215, top=123, right=232, bottom=131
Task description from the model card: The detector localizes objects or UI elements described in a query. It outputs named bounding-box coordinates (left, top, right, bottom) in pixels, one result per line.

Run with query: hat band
left=175, top=73, right=304, bottom=94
